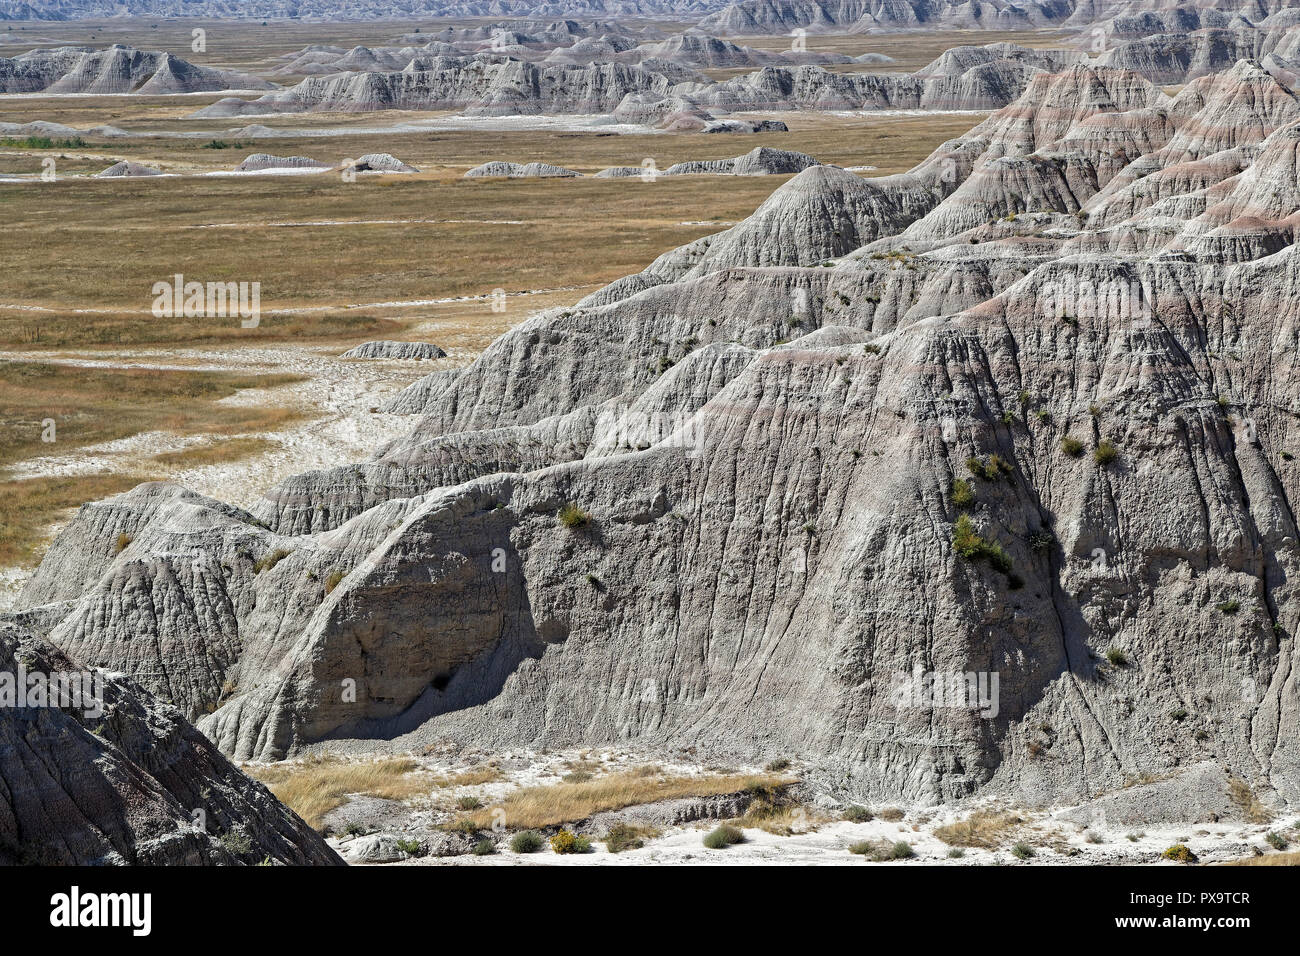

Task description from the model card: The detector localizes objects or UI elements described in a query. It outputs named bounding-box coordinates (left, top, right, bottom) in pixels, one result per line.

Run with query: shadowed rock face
left=19, top=60, right=1300, bottom=809
left=0, top=623, right=341, bottom=865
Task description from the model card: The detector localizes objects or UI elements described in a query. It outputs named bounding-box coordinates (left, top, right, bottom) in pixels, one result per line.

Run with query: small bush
left=218, top=826, right=253, bottom=856
left=848, top=840, right=874, bottom=855
left=456, top=796, right=483, bottom=811
left=604, top=823, right=649, bottom=854
left=1105, top=647, right=1128, bottom=667
left=1169, top=708, right=1188, bottom=721
left=114, top=532, right=133, bottom=553
left=843, top=805, right=873, bottom=823
left=952, top=478, right=975, bottom=508
left=1094, top=441, right=1119, bottom=467
left=472, top=838, right=496, bottom=856
left=703, top=824, right=745, bottom=849
left=1060, top=436, right=1085, bottom=458
left=953, top=515, right=1015, bottom=578
left=549, top=829, right=592, bottom=854
left=1011, top=842, right=1035, bottom=860
left=1162, top=844, right=1198, bottom=863
left=253, top=547, right=292, bottom=573
left=510, top=831, right=544, bottom=854
left=947, top=847, right=965, bottom=859
left=877, top=807, right=905, bottom=822
left=953, top=513, right=984, bottom=559
left=394, top=837, right=424, bottom=856
left=1216, top=599, right=1240, bottom=615
left=888, top=841, right=915, bottom=859
left=558, top=503, right=590, bottom=529
left=324, top=569, right=346, bottom=593
left=764, top=757, right=791, bottom=772
left=1265, top=831, right=1288, bottom=850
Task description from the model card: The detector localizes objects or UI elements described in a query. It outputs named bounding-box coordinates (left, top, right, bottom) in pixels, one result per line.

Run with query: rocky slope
left=700, top=0, right=1078, bottom=35
left=0, top=621, right=341, bottom=865
left=0, top=44, right=273, bottom=94
left=193, top=42, right=1090, bottom=120
left=19, top=58, right=1300, bottom=814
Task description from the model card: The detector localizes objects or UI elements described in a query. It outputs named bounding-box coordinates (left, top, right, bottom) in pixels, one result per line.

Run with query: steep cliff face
left=0, top=623, right=342, bottom=865
left=19, top=60, right=1300, bottom=809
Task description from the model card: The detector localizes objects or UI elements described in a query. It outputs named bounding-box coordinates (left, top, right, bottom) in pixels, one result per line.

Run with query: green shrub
left=764, top=757, right=791, bottom=772
left=472, top=838, right=496, bottom=856
left=953, top=514, right=984, bottom=559
left=843, top=805, right=873, bottom=823
left=218, top=826, right=253, bottom=856
left=848, top=840, right=874, bottom=855
left=395, top=837, right=424, bottom=856
left=1265, top=831, right=1288, bottom=850
left=456, top=796, right=483, bottom=811
left=510, top=831, right=544, bottom=854
left=947, top=847, right=965, bottom=859
left=1094, top=441, right=1119, bottom=466
left=953, top=515, right=1015, bottom=578
left=1162, top=844, right=1197, bottom=863
left=1061, top=436, right=1085, bottom=458
left=1105, top=647, right=1128, bottom=667
left=558, top=503, right=590, bottom=529
left=1216, top=599, right=1240, bottom=615
left=549, top=829, right=592, bottom=854
left=952, top=478, right=975, bottom=508
left=1011, top=842, right=1034, bottom=860
left=703, top=824, right=745, bottom=849
left=888, top=841, right=915, bottom=859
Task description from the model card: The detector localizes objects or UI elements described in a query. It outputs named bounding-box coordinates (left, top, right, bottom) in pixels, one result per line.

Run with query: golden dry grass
left=0, top=114, right=979, bottom=349
left=0, top=473, right=147, bottom=566
left=0, top=362, right=304, bottom=467
left=0, top=362, right=306, bottom=563
left=1222, top=849, right=1300, bottom=866
left=465, top=770, right=796, bottom=830
left=245, top=755, right=428, bottom=830
left=430, top=765, right=504, bottom=788
left=934, top=810, right=1026, bottom=848
left=1228, top=778, right=1274, bottom=824
left=149, top=435, right=276, bottom=469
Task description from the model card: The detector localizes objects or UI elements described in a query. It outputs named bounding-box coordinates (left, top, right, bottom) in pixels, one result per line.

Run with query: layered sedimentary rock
left=0, top=44, right=272, bottom=94
left=465, top=160, right=582, bottom=177
left=0, top=622, right=341, bottom=865
left=95, top=161, right=164, bottom=177
left=194, top=56, right=692, bottom=118
left=341, top=341, right=448, bottom=360
left=189, top=41, right=1117, bottom=121
left=234, top=153, right=331, bottom=172
left=22, top=59, right=1300, bottom=813
left=700, top=0, right=1077, bottom=35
